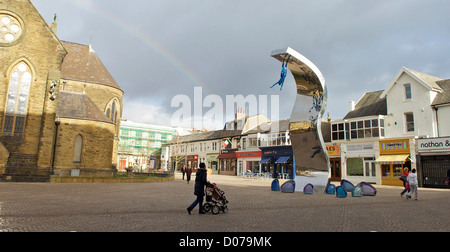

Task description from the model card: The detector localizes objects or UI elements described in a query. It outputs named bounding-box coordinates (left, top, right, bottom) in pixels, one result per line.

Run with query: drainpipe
left=51, top=117, right=61, bottom=175
left=433, top=106, right=439, bottom=137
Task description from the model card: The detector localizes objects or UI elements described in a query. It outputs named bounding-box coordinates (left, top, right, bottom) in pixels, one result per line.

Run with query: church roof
left=56, top=90, right=113, bottom=123
left=60, top=41, right=122, bottom=91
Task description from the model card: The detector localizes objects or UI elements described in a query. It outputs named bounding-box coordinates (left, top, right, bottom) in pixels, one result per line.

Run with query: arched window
left=3, top=62, right=32, bottom=135
left=73, top=135, right=83, bottom=164
left=105, top=98, right=120, bottom=123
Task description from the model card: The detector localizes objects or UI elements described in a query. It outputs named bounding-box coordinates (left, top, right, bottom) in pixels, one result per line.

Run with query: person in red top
left=400, top=167, right=410, bottom=198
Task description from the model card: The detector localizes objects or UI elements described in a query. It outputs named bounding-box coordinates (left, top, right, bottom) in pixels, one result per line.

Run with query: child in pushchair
left=203, top=183, right=229, bottom=215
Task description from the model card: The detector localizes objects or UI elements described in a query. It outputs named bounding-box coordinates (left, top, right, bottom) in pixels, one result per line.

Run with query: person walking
left=181, top=165, right=186, bottom=180
left=186, top=166, right=192, bottom=184
left=400, top=167, right=409, bottom=197
left=187, top=163, right=210, bottom=215
left=406, top=169, right=418, bottom=200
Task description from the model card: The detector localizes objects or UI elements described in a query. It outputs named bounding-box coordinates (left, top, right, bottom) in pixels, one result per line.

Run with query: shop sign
left=326, top=145, right=341, bottom=156
left=346, top=143, right=373, bottom=152
left=418, top=137, right=450, bottom=153
left=261, top=148, right=292, bottom=157
left=236, top=151, right=262, bottom=158
left=379, top=139, right=410, bottom=155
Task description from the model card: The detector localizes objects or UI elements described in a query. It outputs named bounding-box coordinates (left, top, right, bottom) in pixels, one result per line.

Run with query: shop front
left=259, top=146, right=294, bottom=179
left=236, top=151, right=262, bottom=176
left=341, top=142, right=377, bottom=185
left=418, top=137, right=450, bottom=188
left=326, top=144, right=341, bottom=181
left=187, top=155, right=198, bottom=171
left=218, top=152, right=237, bottom=176
left=376, top=139, right=412, bottom=186
left=207, top=154, right=219, bottom=174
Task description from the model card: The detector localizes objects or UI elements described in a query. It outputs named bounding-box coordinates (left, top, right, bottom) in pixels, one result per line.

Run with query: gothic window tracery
left=3, top=62, right=32, bottom=135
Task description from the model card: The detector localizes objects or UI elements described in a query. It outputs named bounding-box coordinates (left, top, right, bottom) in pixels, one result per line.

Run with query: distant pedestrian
left=186, top=166, right=192, bottom=184
left=187, top=163, right=210, bottom=215
left=406, top=169, right=418, bottom=200
left=181, top=165, right=186, bottom=180
left=446, top=168, right=450, bottom=186
left=400, top=167, right=410, bottom=197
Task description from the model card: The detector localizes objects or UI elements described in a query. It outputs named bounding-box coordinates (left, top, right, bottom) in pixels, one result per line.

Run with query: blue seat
left=303, top=183, right=314, bottom=194
left=271, top=179, right=280, bottom=191
left=326, top=184, right=336, bottom=195
left=336, top=186, right=347, bottom=198
left=281, top=180, right=296, bottom=193
left=352, top=185, right=362, bottom=197
left=360, top=182, right=377, bottom=196
left=341, top=179, right=355, bottom=192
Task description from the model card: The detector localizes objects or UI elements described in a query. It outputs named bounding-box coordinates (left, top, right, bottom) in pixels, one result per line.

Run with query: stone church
left=0, top=0, right=123, bottom=182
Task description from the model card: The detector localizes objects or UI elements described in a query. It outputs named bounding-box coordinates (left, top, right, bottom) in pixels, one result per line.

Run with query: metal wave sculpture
left=271, top=47, right=330, bottom=192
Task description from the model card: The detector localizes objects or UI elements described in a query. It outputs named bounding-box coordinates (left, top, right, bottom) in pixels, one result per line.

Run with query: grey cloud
left=33, top=0, right=450, bottom=125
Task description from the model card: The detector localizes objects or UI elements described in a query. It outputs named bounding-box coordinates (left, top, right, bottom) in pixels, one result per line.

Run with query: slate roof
left=405, top=68, right=443, bottom=91
left=164, top=119, right=332, bottom=144
left=433, top=79, right=450, bottom=106
left=56, top=90, right=112, bottom=123
left=344, top=90, right=387, bottom=119
left=60, top=41, right=122, bottom=91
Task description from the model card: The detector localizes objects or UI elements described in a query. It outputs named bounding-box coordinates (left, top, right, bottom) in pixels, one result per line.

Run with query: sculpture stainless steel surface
left=271, top=47, right=330, bottom=191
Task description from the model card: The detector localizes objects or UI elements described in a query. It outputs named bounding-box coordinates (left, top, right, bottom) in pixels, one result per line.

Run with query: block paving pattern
left=0, top=174, right=449, bottom=232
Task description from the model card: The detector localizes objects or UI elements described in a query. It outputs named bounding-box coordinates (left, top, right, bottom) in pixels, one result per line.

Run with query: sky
left=32, top=0, right=450, bottom=129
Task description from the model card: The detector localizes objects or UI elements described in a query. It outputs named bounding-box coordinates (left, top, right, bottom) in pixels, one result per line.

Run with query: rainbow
left=62, top=0, right=205, bottom=90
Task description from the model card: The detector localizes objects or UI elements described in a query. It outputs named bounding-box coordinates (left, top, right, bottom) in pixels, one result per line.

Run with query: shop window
left=405, top=113, right=415, bottom=132
left=2, top=62, right=32, bottom=135
left=364, top=158, right=376, bottom=177
left=382, top=165, right=391, bottom=178
left=347, top=158, right=363, bottom=176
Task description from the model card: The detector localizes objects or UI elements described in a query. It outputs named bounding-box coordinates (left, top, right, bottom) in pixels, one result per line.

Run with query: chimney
left=235, top=107, right=246, bottom=120
left=349, top=101, right=356, bottom=112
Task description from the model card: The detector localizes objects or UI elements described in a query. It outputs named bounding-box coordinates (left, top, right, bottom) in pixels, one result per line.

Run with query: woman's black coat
left=194, top=169, right=210, bottom=196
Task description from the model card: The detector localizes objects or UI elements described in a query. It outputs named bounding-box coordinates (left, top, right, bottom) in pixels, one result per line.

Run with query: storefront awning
left=375, top=154, right=409, bottom=165
left=218, top=153, right=237, bottom=159
left=259, top=157, right=273, bottom=164
left=275, top=156, right=292, bottom=164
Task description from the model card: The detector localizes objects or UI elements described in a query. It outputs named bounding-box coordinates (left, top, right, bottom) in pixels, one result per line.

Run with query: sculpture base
left=294, top=171, right=329, bottom=193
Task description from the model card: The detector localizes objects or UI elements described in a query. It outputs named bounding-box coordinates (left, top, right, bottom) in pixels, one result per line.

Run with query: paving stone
left=0, top=174, right=448, bottom=232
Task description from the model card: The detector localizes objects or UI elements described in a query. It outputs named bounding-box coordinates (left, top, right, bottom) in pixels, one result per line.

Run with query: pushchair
left=203, top=183, right=229, bottom=215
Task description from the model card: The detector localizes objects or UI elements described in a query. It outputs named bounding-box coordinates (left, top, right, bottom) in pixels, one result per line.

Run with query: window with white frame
left=405, top=113, right=415, bottom=132
left=248, top=137, right=258, bottom=148
left=404, top=84, right=412, bottom=100
left=332, top=118, right=385, bottom=141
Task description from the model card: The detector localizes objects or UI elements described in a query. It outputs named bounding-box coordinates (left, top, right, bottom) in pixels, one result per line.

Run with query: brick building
left=0, top=0, right=123, bottom=181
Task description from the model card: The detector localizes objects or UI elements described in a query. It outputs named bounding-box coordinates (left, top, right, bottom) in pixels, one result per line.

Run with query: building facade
left=118, top=120, right=177, bottom=172
left=330, top=67, right=450, bottom=188
left=0, top=0, right=123, bottom=181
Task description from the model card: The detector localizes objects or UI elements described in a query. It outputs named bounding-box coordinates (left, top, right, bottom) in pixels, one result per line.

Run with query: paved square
left=0, top=174, right=449, bottom=232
